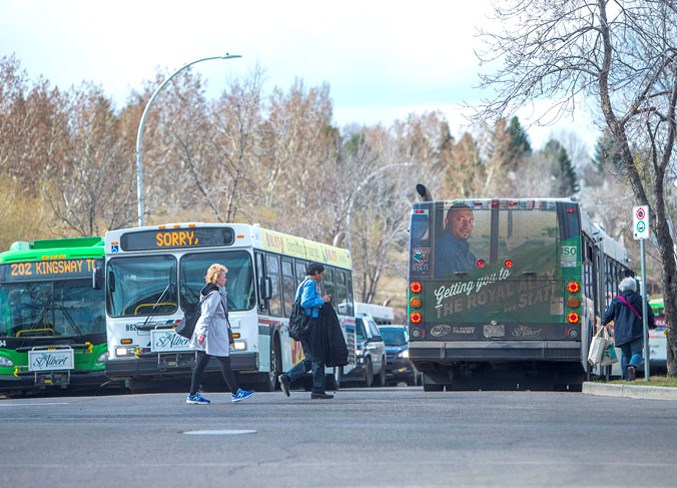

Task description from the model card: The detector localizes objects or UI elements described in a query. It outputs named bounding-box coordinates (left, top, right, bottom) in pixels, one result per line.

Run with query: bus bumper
left=104, top=352, right=259, bottom=380
left=410, top=340, right=582, bottom=362
left=0, top=369, right=108, bottom=392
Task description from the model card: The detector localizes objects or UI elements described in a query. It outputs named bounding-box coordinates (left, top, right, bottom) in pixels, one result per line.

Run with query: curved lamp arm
left=135, top=54, right=242, bottom=226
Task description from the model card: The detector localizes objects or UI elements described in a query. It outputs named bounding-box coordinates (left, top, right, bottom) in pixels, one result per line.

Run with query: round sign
left=636, top=208, right=646, bottom=220
left=637, top=221, right=646, bottom=233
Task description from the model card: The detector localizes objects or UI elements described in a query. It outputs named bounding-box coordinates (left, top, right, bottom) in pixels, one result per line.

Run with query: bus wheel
left=258, top=337, right=281, bottom=392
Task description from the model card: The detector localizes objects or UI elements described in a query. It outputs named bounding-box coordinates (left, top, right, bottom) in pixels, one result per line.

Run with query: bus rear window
left=497, top=208, right=558, bottom=275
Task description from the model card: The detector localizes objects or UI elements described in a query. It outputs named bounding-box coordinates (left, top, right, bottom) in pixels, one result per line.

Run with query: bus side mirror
left=92, top=263, right=104, bottom=290
left=260, top=277, right=272, bottom=300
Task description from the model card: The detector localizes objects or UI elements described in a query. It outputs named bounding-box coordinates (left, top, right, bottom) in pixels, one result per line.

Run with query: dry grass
left=606, top=375, right=677, bottom=387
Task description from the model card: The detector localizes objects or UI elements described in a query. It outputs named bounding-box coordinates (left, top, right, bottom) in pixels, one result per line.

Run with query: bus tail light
left=410, top=312, right=422, bottom=324
left=410, top=281, right=422, bottom=293
left=567, top=281, right=580, bottom=293
left=410, top=296, right=422, bottom=309
left=567, top=296, right=581, bottom=308
left=504, top=259, right=513, bottom=268
left=410, top=327, right=424, bottom=338
left=477, top=259, right=486, bottom=269
left=567, top=312, right=580, bottom=324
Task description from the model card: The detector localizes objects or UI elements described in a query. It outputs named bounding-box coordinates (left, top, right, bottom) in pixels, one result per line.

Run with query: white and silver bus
left=103, top=223, right=356, bottom=391
left=355, top=302, right=395, bottom=325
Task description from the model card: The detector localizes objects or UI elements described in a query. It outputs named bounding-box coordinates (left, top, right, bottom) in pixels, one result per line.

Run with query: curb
left=582, top=381, right=677, bottom=401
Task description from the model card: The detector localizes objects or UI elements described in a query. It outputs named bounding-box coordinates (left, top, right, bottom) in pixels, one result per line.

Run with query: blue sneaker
left=186, top=392, right=211, bottom=405
left=231, top=388, right=254, bottom=403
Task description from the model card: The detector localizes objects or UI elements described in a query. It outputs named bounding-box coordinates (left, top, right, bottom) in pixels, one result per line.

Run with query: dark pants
left=189, top=350, right=239, bottom=395
left=286, top=332, right=326, bottom=394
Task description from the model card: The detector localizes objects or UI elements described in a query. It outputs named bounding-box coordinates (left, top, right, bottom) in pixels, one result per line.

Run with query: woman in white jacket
left=186, top=263, right=254, bottom=405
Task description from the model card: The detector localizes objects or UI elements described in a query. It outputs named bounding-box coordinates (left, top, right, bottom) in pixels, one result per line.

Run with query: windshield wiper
left=137, top=276, right=174, bottom=331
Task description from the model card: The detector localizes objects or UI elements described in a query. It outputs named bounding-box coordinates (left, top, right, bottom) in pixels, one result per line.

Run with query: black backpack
left=175, top=304, right=200, bottom=339
left=288, top=297, right=311, bottom=340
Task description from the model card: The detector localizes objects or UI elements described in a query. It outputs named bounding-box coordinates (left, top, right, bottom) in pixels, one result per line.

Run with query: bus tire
left=257, top=336, right=281, bottom=392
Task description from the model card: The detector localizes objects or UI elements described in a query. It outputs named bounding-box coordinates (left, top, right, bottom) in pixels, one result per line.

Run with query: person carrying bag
left=600, top=277, right=655, bottom=381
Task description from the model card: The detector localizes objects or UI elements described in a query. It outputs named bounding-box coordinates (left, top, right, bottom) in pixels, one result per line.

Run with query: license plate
left=150, top=329, right=191, bottom=352
left=28, top=349, right=74, bottom=372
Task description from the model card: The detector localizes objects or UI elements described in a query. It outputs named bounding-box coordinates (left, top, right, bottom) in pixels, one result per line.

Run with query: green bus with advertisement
left=407, top=197, right=631, bottom=391
left=0, top=237, right=107, bottom=394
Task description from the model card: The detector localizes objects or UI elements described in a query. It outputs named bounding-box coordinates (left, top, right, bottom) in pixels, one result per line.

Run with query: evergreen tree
left=592, top=130, right=623, bottom=173
left=544, top=140, right=579, bottom=196
left=507, top=116, right=532, bottom=156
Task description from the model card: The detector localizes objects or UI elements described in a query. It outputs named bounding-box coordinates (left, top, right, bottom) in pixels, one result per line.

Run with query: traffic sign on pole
left=633, top=205, right=650, bottom=240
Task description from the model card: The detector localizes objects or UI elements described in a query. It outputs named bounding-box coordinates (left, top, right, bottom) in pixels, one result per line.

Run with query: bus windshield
left=179, top=251, right=255, bottom=312
left=107, top=255, right=177, bottom=318
left=0, top=280, right=105, bottom=338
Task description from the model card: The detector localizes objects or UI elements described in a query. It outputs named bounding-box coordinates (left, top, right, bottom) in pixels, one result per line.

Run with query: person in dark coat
left=278, top=262, right=334, bottom=399
left=601, top=277, right=655, bottom=381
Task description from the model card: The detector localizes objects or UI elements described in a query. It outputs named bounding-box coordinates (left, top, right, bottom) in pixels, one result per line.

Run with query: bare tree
left=45, top=84, right=136, bottom=236
left=476, top=0, right=677, bottom=375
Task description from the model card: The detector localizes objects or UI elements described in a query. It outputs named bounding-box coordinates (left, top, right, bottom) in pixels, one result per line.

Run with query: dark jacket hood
left=200, top=283, right=219, bottom=297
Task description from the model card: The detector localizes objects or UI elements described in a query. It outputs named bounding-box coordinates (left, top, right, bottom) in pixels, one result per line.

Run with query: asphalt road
left=1, top=387, right=676, bottom=487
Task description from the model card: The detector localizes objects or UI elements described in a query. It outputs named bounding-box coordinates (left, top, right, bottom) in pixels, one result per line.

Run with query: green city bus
left=407, top=197, right=631, bottom=391
left=0, top=237, right=106, bottom=393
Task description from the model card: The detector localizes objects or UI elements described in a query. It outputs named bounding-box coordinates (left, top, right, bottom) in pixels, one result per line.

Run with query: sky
left=0, top=0, right=600, bottom=153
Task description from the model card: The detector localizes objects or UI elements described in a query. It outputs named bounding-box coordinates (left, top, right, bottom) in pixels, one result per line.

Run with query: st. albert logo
left=412, top=248, right=431, bottom=264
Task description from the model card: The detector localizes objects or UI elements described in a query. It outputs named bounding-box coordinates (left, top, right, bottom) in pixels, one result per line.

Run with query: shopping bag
left=587, top=326, right=608, bottom=366
left=600, top=341, right=619, bottom=366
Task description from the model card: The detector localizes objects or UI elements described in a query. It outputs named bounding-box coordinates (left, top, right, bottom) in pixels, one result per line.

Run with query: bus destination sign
left=0, top=258, right=100, bottom=283
left=121, top=227, right=235, bottom=251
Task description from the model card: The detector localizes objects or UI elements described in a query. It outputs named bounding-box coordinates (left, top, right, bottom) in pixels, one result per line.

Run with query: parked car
left=377, top=324, right=420, bottom=386
left=340, top=313, right=386, bottom=387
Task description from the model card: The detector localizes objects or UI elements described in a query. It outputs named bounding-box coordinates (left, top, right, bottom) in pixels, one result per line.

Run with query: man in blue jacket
left=434, top=204, right=477, bottom=278
left=601, top=277, right=655, bottom=381
left=279, top=262, right=333, bottom=399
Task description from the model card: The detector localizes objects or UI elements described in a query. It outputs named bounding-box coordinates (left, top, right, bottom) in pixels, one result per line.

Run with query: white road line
left=0, top=402, right=69, bottom=407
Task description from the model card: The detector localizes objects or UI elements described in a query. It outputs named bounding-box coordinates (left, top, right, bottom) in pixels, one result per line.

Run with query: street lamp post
left=135, top=54, right=242, bottom=227
left=345, top=162, right=417, bottom=256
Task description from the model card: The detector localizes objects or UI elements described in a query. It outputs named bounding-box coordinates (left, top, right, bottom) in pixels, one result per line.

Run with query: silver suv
left=341, top=313, right=386, bottom=387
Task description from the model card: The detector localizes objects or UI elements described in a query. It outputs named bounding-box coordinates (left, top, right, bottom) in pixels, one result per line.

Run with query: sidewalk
left=582, top=381, right=677, bottom=401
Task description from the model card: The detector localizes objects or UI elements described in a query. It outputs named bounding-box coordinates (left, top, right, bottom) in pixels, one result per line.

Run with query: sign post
left=632, top=205, right=650, bottom=381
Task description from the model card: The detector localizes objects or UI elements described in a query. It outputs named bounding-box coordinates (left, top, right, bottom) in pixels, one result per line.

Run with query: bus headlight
left=0, top=356, right=14, bottom=367
left=397, top=350, right=409, bottom=359
left=96, top=352, right=108, bottom=363
left=232, top=341, right=247, bottom=351
left=115, top=347, right=136, bottom=357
